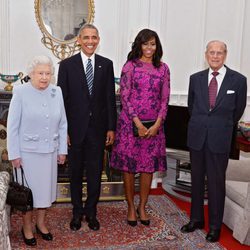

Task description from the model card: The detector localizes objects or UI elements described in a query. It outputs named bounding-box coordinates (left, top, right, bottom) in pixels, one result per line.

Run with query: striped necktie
left=209, top=71, right=219, bottom=109
left=86, top=58, right=93, bottom=95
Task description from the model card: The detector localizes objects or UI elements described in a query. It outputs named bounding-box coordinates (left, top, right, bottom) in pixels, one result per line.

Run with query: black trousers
left=190, top=141, right=229, bottom=230
left=69, top=124, right=105, bottom=218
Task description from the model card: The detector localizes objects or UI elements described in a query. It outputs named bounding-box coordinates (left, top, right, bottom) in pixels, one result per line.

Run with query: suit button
left=89, top=112, right=92, bottom=116
left=45, top=139, right=48, bottom=142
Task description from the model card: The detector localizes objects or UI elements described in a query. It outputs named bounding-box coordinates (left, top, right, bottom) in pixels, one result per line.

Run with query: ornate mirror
left=35, top=0, right=95, bottom=60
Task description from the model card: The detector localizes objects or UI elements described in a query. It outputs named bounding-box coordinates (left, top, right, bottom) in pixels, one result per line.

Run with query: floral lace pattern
left=111, top=60, right=170, bottom=173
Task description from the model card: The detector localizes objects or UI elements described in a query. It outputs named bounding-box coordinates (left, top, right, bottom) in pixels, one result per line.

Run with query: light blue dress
left=7, top=83, right=67, bottom=207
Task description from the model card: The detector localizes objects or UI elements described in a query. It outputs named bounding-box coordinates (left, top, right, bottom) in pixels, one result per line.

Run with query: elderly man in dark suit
left=181, top=40, right=247, bottom=242
left=58, top=24, right=117, bottom=231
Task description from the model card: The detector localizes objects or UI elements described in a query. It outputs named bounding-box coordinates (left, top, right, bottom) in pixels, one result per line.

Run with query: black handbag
left=132, top=120, right=156, bottom=137
left=6, top=166, right=33, bottom=212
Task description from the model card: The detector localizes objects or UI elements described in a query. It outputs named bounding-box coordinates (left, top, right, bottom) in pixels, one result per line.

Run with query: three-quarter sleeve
left=158, top=64, right=170, bottom=120
left=120, top=62, right=137, bottom=119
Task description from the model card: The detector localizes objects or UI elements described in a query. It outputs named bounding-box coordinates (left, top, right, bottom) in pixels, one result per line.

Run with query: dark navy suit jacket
left=58, top=53, right=117, bottom=145
left=187, top=66, right=247, bottom=154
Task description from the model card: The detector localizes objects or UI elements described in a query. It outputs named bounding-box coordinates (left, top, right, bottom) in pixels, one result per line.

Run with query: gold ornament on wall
left=34, top=0, right=95, bottom=60
left=0, top=72, right=23, bottom=91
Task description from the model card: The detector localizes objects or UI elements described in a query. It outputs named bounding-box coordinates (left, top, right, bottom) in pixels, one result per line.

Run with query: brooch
left=51, top=88, right=56, bottom=98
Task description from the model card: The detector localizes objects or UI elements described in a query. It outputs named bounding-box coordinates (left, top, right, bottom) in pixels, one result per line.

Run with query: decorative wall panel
left=0, top=0, right=10, bottom=88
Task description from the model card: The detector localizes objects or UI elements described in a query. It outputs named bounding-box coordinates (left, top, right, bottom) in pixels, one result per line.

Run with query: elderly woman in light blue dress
left=7, top=55, right=67, bottom=246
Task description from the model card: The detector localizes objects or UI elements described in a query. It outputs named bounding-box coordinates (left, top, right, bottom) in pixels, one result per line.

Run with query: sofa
left=223, top=159, right=250, bottom=245
left=0, top=170, right=11, bottom=250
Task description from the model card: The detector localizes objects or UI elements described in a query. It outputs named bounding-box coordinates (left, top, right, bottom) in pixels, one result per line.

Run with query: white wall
left=0, top=0, right=250, bottom=118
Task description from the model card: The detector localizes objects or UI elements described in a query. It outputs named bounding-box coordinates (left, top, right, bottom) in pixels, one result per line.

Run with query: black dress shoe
left=85, top=216, right=100, bottom=231
left=136, top=209, right=150, bottom=226
left=181, top=221, right=204, bottom=233
left=127, top=220, right=137, bottom=227
left=21, top=228, right=37, bottom=246
left=70, top=216, right=82, bottom=231
left=206, top=229, right=220, bottom=242
left=36, top=225, right=53, bottom=241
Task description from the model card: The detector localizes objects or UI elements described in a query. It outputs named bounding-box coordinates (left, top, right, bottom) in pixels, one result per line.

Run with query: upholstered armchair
left=223, top=159, right=250, bottom=245
left=0, top=170, right=11, bottom=250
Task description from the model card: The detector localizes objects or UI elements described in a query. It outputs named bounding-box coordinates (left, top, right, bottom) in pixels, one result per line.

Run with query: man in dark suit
left=58, top=24, right=117, bottom=231
left=181, top=40, right=247, bottom=242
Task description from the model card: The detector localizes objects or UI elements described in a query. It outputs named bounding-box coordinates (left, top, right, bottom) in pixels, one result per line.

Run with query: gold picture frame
left=34, top=0, right=95, bottom=60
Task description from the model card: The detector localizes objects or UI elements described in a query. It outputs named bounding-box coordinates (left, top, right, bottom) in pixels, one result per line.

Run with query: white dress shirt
left=80, top=51, right=95, bottom=73
left=208, top=65, right=227, bottom=94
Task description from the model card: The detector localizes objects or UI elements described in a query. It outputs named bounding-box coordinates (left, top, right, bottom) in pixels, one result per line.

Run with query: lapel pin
left=98, top=65, right=102, bottom=68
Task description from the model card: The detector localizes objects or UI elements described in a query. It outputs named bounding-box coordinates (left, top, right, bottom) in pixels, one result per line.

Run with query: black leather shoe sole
left=86, top=216, right=100, bottom=231
left=181, top=221, right=204, bottom=233
left=21, top=228, right=37, bottom=246
left=36, top=225, right=53, bottom=241
left=70, top=217, right=82, bottom=231
left=206, top=230, right=220, bottom=242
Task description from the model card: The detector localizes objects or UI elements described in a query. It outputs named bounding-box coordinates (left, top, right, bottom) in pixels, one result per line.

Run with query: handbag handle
left=13, top=166, right=30, bottom=188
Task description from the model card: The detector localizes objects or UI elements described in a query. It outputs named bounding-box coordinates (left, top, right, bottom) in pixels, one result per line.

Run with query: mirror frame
left=34, top=0, right=95, bottom=60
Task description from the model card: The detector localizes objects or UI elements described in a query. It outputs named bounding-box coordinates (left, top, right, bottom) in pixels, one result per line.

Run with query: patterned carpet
left=9, top=195, right=225, bottom=249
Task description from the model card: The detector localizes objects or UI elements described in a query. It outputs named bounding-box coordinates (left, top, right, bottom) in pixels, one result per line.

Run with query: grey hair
left=26, top=55, right=54, bottom=76
left=78, top=23, right=99, bottom=37
left=206, top=40, right=227, bottom=53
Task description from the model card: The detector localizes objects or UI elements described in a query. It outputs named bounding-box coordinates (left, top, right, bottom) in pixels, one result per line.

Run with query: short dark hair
left=78, top=23, right=99, bottom=37
left=127, top=29, right=163, bottom=68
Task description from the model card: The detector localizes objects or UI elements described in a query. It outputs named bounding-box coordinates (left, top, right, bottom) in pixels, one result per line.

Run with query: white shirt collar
left=208, top=65, right=226, bottom=77
left=80, top=51, right=95, bottom=63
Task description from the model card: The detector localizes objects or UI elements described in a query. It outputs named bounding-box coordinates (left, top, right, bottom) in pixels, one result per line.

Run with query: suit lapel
left=92, top=54, right=103, bottom=97
left=214, top=67, right=232, bottom=109
left=72, top=53, right=103, bottom=99
left=73, top=53, right=91, bottom=99
left=199, top=69, right=210, bottom=110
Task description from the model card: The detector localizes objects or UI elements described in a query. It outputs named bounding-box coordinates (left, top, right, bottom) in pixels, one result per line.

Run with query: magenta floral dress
left=110, top=59, right=170, bottom=173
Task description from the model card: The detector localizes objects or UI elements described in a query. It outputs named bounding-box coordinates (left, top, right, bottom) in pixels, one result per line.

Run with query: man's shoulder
left=60, top=53, right=80, bottom=65
left=95, top=54, right=113, bottom=64
left=226, top=66, right=247, bottom=80
left=190, top=69, right=208, bottom=79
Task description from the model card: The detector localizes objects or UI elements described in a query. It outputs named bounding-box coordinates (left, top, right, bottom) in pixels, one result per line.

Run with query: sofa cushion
left=226, top=180, right=248, bottom=208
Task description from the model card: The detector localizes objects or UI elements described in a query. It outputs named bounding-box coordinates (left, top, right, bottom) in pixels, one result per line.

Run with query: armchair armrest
left=0, top=171, right=10, bottom=211
left=226, top=159, right=250, bottom=182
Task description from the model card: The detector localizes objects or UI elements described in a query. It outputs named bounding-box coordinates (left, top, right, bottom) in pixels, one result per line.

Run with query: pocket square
left=227, top=90, right=235, bottom=94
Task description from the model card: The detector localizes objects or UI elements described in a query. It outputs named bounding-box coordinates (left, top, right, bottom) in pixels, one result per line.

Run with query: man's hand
left=67, top=135, right=71, bottom=146
left=106, top=131, right=115, bottom=146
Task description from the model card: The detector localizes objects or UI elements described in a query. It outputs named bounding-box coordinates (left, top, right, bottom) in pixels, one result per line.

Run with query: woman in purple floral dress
left=111, top=29, right=170, bottom=226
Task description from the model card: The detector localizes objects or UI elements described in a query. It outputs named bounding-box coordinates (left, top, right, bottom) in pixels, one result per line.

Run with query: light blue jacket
left=7, top=83, right=68, bottom=160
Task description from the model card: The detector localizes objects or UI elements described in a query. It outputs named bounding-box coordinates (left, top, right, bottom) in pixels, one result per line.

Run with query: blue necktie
left=86, top=59, right=93, bottom=95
